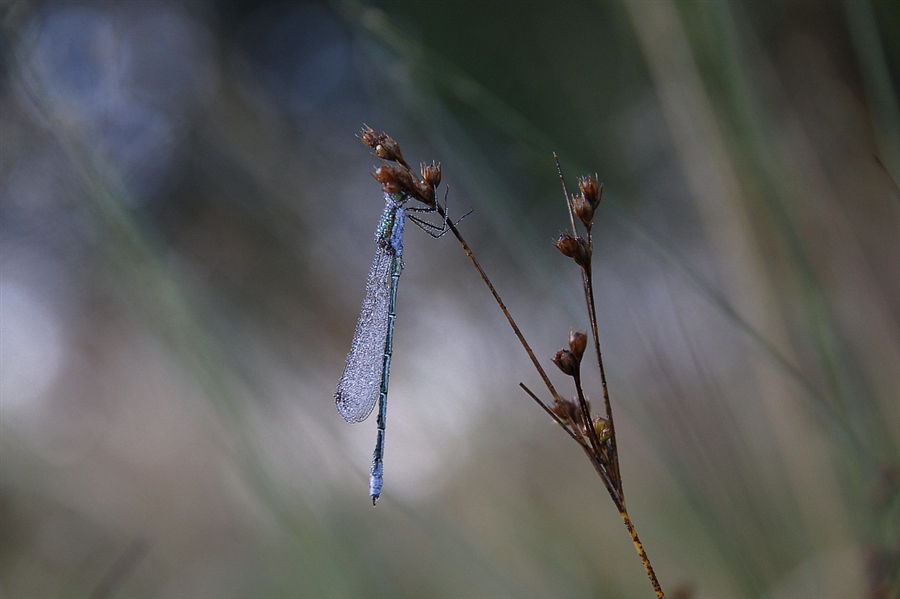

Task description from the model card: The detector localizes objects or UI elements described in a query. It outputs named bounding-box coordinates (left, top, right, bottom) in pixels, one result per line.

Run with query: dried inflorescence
left=551, top=329, right=587, bottom=377
left=536, top=161, right=663, bottom=596
left=540, top=161, right=631, bottom=528
left=358, top=124, right=406, bottom=165
left=547, top=325, right=618, bottom=474
left=554, top=172, right=603, bottom=270
left=359, top=125, right=441, bottom=208
left=554, top=232, right=591, bottom=269
left=576, top=175, right=603, bottom=226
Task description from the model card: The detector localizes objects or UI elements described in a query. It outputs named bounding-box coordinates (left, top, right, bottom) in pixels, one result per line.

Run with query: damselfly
left=335, top=191, right=408, bottom=505
left=335, top=179, right=467, bottom=504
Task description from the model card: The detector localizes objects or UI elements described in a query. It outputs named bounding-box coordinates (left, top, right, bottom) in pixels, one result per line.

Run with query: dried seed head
left=573, top=194, right=594, bottom=230
left=554, top=232, right=579, bottom=257
left=395, top=168, right=415, bottom=195
left=358, top=124, right=380, bottom=148
left=372, top=164, right=394, bottom=185
left=554, top=233, right=591, bottom=269
left=568, top=330, right=587, bottom=361
left=375, top=137, right=404, bottom=164
left=373, top=165, right=400, bottom=194
left=578, top=175, right=602, bottom=209
left=373, top=164, right=414, bottom=195
left=549, top=402, right=565, bottom=423
left=359, top=125, right=406, bottom=165
left=552, top=348, right=579, bottom=377
left=551, top=396, right=581, bottom=425
left=421, top=161, right=442, bottom=188
left=413, top=180, right=436, bottom=207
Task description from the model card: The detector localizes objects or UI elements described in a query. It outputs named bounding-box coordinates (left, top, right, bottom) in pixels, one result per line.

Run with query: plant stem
left=434, top=204, right=564, bottom=405
left=519, top=383, right=586, bottom=447
left=573, top=370, right=608, bottom=477
left=445, top=205, right=663, bottom=597
left=583, top=253, right=623, bottom=496
left=616, top=505, right=666, bottom=599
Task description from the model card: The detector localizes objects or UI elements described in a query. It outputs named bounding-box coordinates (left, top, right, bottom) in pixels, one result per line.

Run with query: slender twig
left=572, top=369, right=607, bottom=478
left=432, top=202, right=565, bottom=406
left=554, top=153, right=577, bottom=233
left=520, top=383, right=586, bottom=448
left=617, top=507, right=665, bottom=599
left=583, top=258, right=622, bottom=496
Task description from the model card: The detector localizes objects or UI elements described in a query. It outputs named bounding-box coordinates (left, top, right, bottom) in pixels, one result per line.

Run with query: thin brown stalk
left=554, top=152, right=578, bottom=233
left=572, top=370, right=608, bottom=479
left=519, top=383, right=586, bottom=448
left=433, top=202, right=565, bottom=406
left=582, top=255, right=623, bottom=496
left=617, top=507, right=665, bottom=599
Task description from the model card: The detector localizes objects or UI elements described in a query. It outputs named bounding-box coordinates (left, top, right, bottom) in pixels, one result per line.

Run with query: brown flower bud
left=413, top=180, right=436, bottom=207
left=573, top=194, right=594, bottom=230
left=554, top=232, right=578, bottom=257
left=375, top=137, right=404, bottom=164
left=373, top=164, right=414, bottom=195
left=568, top=330, right=587, bottom=361
left=551, top=396, right=581, bottom=424
left=593, top=416, right=611, bottom=442
left=359, top=125, right=408, bottom=165
left=358, top=124, right=381, bottom=148
left=552, top=348, right=579, bottom=377
left=550, top=398, right=566, bottom=422
left=421, top=162, right=441, bottom=188
left=373, top=165, right=401, bottom=194
left=397, top=170, right=415, bottom=195
left=554, top=233, right=591, bottom=269
left=578, top=175, right=602, bottom=209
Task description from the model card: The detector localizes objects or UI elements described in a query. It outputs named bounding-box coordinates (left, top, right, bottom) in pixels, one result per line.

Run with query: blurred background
left=1, top=1, right=898, bottom=597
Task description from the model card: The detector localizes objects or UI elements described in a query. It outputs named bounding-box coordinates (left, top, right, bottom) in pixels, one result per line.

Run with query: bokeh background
left=1, top=1, right=898, bottom=597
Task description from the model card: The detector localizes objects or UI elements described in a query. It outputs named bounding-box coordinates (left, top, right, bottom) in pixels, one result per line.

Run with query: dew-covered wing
left=334, top=244, right=394, bottom=423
